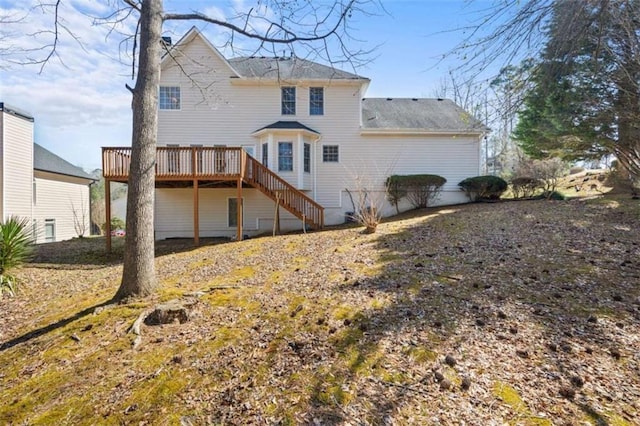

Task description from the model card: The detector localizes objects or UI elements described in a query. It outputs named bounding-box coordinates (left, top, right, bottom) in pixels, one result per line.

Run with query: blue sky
left=0, top=1, right=494, bottom=171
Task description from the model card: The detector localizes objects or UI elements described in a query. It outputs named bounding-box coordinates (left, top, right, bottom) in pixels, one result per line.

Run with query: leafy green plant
left=106, top=216, right=126, bottom=232
left=0, top=216, right=34, bottom=298
left=386, top=174, right=447, bottom=211
left=459, top=176, right=508, bottom=201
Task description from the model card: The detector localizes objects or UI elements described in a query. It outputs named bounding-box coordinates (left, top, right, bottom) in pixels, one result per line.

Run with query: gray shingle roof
left=34, top=144, right=94, bottom=181
left=254, top=121, right=319, bottom=134
left=228, top=56, right=366, bottom=81
left=361, top=98, right=487, bottom=133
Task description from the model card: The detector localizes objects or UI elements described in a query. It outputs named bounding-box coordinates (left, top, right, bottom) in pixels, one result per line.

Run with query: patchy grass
left=1, top=194, right=639, bottom=424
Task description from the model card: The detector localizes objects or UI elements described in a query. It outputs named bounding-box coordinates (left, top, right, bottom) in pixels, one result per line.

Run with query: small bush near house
left=106, top=216, right=126, bottom=234
left=459, top=176, right=508, bottom=201
left=0, top=216, right=34, bottom=298
left=510, top=177, right=544, bottom=199
left=386, top=174, right=447, bottom=211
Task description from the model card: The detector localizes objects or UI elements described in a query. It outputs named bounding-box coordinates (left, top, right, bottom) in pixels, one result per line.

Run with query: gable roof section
left=34, top=144, right=94, bottom=181
left=361, top=98, right=487, bottom=134
left=228, top=56, right=367, bottom=81
left=160, top=26, right=241, bottom=77
left=161, top=27, right=368, bottom=83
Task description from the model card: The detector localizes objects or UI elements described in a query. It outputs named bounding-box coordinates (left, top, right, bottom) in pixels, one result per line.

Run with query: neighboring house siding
left=155, top=188, right=298, bottom=239
left=33, top=171, right=91, bottom=243
left=0, top=112, right=3, bottom=217
left=1, top=112, right=33, bottom=220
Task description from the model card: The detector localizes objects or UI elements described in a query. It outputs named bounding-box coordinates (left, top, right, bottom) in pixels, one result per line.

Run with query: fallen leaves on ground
left=0, top=195, right=639, bottom=425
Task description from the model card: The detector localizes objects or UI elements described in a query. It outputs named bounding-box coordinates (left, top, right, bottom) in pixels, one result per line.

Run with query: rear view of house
left=102, top=28, right=485, bottom=243
left=1, top=103, right=94, bottom=243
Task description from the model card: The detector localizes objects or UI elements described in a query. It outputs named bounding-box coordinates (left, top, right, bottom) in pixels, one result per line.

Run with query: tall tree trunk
left=114, top=0, right=163, bottom=300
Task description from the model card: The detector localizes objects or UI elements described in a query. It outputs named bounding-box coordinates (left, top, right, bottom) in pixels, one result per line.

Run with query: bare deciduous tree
left=5, top=0, right=379, bottom=300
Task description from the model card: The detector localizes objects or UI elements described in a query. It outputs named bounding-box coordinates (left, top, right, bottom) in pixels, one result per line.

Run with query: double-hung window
left=278, top=142, right=293, bottom=172
left=303, top=143, right=311, bottom=173
left=322, top=145, right=339, bottom=163
left=309, top=87, right=324, bottom=115
left=159, top=86, right=180, bottom=110
left=262, top=143, right=269, bottom=167
left=281, top=87, right=296, bottom=115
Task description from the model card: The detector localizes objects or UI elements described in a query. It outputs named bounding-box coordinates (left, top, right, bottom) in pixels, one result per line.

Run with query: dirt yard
left=1, top=195, right=639, bottom=425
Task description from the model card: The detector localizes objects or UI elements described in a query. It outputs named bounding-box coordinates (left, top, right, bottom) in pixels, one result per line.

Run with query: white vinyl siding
left=1, top=111, right=33, bottom=220
left=32, top=171, right=92, bottom=243
left=154, top=32, right=481, bottom=234
left=157, top=35, right=363, bottom=151
left=155, top=188, right=299, bottom=239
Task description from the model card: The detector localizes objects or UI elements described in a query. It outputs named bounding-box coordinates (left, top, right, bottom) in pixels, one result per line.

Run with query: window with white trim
left=159, top=86, right=180, bottom=110
left=262, top=143, right=268, bottom=167
left=322, top=145, right=339, bottom=162
left=303, top=143, right=311, bottom=173
left=310, top=87, right=324, bottom=115
left=281, top=87, right=296, bottom=115
left=44, top=219, right=56, bottom=243
left=278, top=142, right=293, bottom=172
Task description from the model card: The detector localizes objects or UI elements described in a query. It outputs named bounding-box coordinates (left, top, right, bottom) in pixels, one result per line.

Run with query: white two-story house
left=102, top=27, right=485, bottom=243
left=1, top=103, right=94, bottom=243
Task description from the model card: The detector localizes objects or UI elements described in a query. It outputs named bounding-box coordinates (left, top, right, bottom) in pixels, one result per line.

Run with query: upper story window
left=281, top=87, right=296, bottom=115
left=322, top=145, right=339, bottom=162
left=159, top=86, right=181, bottom=110
left=310, top=87, right=324, bottom=115
left=278, top=142, right=293, bottom=171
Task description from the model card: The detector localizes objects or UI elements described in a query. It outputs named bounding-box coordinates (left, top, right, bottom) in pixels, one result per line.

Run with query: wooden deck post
left=105, top=179, right=112, bottom=253
left=193, top=179, right=199, bottom=246
left=236, top=178, right=243, bottom=241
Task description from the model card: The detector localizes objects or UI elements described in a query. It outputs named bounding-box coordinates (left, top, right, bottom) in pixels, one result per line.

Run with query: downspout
left=313, top=135, right=322, bottom=201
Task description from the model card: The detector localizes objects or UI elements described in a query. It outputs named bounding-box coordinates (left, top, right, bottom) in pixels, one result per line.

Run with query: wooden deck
left=102, top=146, right=324, bottom=249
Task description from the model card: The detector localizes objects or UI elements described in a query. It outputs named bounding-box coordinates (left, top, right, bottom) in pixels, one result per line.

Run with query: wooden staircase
left=241, top=152, right=324, bottom=229
left=102, top=147, right=324, bottom=230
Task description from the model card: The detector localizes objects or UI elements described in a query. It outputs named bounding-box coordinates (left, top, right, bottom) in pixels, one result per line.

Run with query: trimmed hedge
left=510, top=177, right=544, bottom=199
left=386, top=174, right=447, bottom=211
left=458, top=175, right=508, bottom=201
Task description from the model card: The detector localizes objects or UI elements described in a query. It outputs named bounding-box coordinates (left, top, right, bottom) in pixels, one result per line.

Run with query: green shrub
left=386, top=174, right=447, bottom=211
left=458, top=175, right=508, bottom=201
left=106, top=216, right=126, bottom=232
left=0, top=216, right=34, bottom=298
left=510, top=177, right=544, bottom=199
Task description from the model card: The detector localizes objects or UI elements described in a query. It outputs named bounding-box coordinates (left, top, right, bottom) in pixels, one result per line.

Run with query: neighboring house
left=102, top=27, right=485, bottom=243
left=0, top=103, right=94, bottom=243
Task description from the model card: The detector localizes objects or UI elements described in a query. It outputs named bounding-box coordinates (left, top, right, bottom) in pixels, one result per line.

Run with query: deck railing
left=103, top=146, right=243, bottom=180
left=102, top=146, right=323, bottom=228
left=243, top=153, right=324, bottom=228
